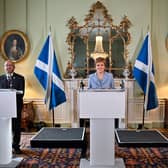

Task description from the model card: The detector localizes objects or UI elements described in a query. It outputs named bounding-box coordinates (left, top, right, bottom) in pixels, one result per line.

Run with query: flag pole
left=138, top=94, right=145, bottom=130
left=52, top=109, right=55, bottom=127
left=142, top=95, right=145, bottom=129
left=49, top=26, right=55, bottom=128
left=140, top=32, right=151, bottom=130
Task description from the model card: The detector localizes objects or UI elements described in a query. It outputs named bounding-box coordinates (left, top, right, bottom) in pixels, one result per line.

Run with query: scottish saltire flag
left=34, top=33, right=66, bottom=110
left=133, top=32, right=158, bottom=111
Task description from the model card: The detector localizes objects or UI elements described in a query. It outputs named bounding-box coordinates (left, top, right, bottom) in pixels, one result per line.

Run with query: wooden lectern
left=0, top=89, right=22, bottom=167
left=78, top=89, right=126, bottom=168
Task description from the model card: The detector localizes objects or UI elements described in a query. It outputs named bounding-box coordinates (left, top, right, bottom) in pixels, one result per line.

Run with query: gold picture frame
left=0, top=30, right=30, bottom=62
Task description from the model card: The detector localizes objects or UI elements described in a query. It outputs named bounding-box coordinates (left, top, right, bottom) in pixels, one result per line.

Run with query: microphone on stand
left=80, top=80, right=85, bottom=90
left=120, top=80, right=125, bottom=89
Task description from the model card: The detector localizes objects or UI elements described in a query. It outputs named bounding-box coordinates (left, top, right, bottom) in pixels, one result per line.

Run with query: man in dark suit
left=0, top=60, right=25, bottom=154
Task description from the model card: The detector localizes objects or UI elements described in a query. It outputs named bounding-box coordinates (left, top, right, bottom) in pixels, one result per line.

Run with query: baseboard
left=128, top=121, right=165, bottom=129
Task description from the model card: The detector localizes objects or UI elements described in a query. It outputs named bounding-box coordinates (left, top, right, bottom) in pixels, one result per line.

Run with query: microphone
left=120, top=80, right=124, bottom=89
left=80, top=80, right=85, bottom=90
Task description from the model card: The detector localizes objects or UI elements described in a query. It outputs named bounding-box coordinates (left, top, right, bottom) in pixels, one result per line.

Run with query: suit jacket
left=0, top=72, right=25, bottom=116
left=88, top=72, right=115, bottom=89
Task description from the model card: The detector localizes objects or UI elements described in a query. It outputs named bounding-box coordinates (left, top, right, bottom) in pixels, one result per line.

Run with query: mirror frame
left=65, top=1, right=132, bottom=78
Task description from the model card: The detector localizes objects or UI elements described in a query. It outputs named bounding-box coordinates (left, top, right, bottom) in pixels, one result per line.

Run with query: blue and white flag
left=133, top=32, right=158, bottom=111
left=34, top=33, right=66, bottom=110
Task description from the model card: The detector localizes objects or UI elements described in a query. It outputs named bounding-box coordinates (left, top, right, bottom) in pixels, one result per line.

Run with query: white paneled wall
left=128, top=98, right=165, bottom=128
left=24, top=79, right=166, bottom=128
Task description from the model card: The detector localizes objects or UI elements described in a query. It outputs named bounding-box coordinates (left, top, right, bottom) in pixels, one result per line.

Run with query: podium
left=78, top=89, right=126, bottom=168
left=0, top=89, right=22, bottom=167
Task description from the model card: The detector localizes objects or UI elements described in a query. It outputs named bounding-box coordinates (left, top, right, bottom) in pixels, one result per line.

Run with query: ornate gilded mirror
left=65, top=1, right=132, bottom=78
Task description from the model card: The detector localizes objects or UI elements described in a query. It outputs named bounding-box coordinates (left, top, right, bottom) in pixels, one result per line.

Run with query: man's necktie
left=7, top=74, right=13, bottom=88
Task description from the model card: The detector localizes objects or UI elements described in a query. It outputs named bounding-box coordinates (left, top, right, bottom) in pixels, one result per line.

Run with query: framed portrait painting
left=0, top=30, right=30, bottom=62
